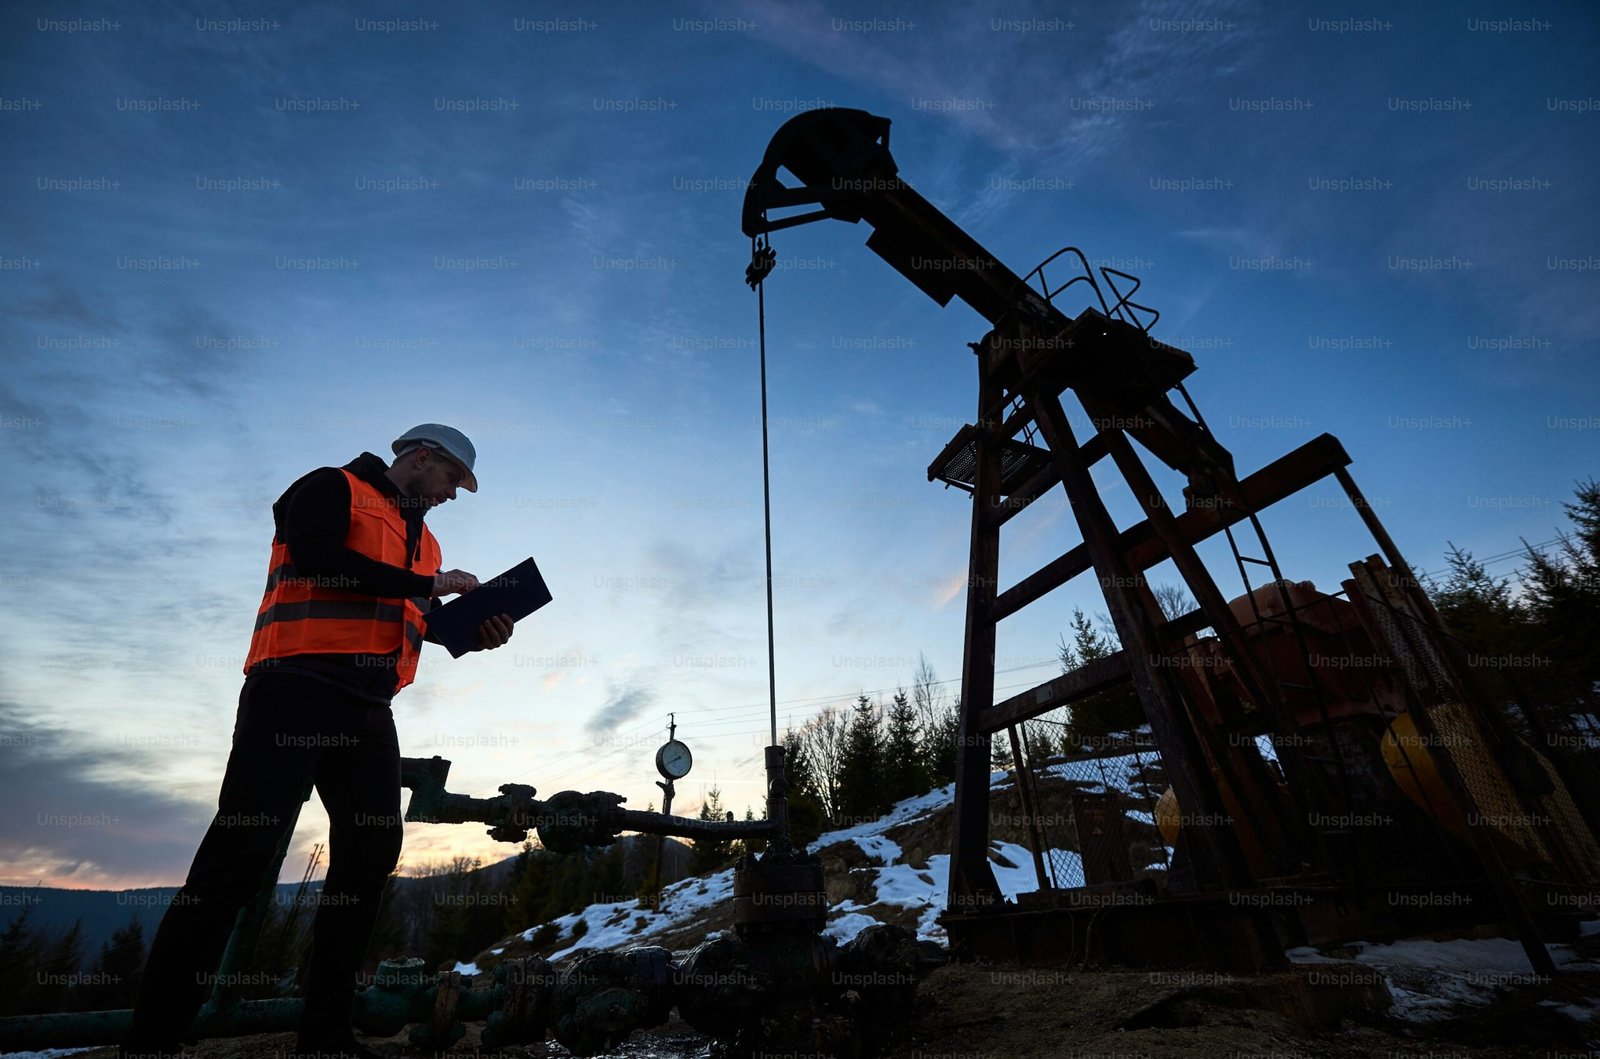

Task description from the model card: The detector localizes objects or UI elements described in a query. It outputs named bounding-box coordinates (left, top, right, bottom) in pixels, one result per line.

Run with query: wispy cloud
left=586, top=675, right=657, bottom=735
left=734, top=0, right=1262, bottom=160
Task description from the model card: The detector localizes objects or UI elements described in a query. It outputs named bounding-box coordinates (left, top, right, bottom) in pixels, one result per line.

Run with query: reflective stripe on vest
left=244, top=469, right=440, bottom=691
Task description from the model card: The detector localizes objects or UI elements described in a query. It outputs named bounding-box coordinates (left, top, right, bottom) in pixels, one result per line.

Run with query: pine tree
left=1426, top=518, right=1596, bottom=732
left=239, top=893, right=303, bottom=1000
left=991, top=733, right=1015, bottom=772
left=1059, top=608, right=1145, bottom=743
left=1520, top=478, right=1600, bottom=711
left=461, top=859, right=509, bottom=965
left=837, top=695, right=888, bottom=824
left=584, top=844, right=626, bottom=910
left=780, top=727, right=827, bottom=846
left=884, top=688, right=928, bottom=804
left=80, top=915, right=144, bottom=1010
left=421, top=855, right=482, bottom=971
left=690, top=786, right=734, bottom=874
left=503, top=839, right=546, bottom=936
left=1430, top=542, right=1525, bottom=649
left=30, top=917, right=84, bottom=1013
left=0, top=908, right=44, bottom=1016
left=734, top=806, right=767, bottom=857
left=502, top=841, right=631, bottom=941
left=924, top=694, right=960, bottom=787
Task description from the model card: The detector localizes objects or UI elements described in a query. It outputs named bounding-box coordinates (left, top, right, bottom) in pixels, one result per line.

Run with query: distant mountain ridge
left=0, top=882, right=307, bottom=955
left=0, top=835, right=692, bottom=971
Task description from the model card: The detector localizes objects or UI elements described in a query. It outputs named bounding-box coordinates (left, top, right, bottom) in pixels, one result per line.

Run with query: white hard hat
left=391, top=423, right=478, bottom=492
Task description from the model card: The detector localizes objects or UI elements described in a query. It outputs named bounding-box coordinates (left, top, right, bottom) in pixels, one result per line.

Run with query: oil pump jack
left=741, top=108, right=1600, bottom=975
left=8, top=106, right=1598, bottom=1059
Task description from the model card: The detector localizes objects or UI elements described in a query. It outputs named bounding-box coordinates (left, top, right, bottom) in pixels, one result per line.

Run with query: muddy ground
left=67, top=950, right=1598, bottom=1059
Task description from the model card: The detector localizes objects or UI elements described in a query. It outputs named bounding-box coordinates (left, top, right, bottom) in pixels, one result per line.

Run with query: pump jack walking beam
left=742, top=108, right=1235, bottom=499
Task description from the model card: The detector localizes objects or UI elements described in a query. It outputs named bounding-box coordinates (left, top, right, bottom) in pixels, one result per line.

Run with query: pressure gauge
left=655, top=738, right=693, bottom=780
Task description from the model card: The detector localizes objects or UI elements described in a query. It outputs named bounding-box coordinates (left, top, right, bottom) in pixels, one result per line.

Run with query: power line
left=456, top=658, right=1066, bottom=800
left=653, top=655, right=1060, bottom=719
left=1412, top=536, right=1562, bottom=583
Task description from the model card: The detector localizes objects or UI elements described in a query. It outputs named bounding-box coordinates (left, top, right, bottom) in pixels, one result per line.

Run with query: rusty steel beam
left=993, top=433, right=1351, bottom=623
left=947, top=366, right=1006, bottom=911
left=982, top=433, right=1114, bottom=531
left=1020, top=387, right=1250, bottom=892
left=975, top=650, right=1133, bottom=734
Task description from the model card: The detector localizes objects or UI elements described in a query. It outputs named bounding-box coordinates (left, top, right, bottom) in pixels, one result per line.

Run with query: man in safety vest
left=120, top=425, right=513, bottom=1059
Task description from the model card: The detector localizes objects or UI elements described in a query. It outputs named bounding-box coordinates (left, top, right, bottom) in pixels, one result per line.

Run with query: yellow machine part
left=1153, top=771, right=1273, bottom=875
left=1381, top=707, right=1559, bottom=866
left=1380, top=711, right=1471, bottom=844
left=1385, top=706, right=1600, bottom=878
left=1155, top=787, right=1180, bottom=845
left=1158, top=711, right=1600, bottom=884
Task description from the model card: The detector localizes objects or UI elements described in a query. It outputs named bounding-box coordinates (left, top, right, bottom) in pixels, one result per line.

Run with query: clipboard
left=423, top=556, right=553, bottom=658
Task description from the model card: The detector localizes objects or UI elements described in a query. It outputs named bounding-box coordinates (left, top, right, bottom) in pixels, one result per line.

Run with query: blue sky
left=2, top=0, right=1596, bottom=888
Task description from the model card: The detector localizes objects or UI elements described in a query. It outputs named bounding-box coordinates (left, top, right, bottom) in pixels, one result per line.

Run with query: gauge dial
left=655, top=739, right=693, bottom=780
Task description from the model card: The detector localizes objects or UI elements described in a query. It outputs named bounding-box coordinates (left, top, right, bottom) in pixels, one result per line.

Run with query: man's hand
left=434, top=569, right=480, bottom=597
left=475, top=613, right=514, bottom=651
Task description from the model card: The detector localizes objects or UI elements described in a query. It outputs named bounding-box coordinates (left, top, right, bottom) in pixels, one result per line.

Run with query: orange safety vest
left=245, top=470, right=441, bottom=692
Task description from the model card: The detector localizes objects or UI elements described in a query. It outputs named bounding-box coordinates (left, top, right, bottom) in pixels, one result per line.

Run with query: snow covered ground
left=1287, top=935, right=1600, bottom=1023
left=511, top=775, right=1091, bottom=961
left=532, top=862, right=739, bottom=962
left=517, top=783, right=950, bottom=961
left=491, top=760, right=1600, bottom=1038
left=1038, top=749, right=1160, bottom=796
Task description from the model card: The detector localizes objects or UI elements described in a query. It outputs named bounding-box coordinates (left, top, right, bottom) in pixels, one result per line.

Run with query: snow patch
left=1539, top=999, right=1597, bottom=1022
left=1292, top=936, right=1597, bottom=1022
left=545, top=867, right=738, bottom=961
left=503, top=751, right=1170, bottom=961
left=813, top=785, right=954, bottom=849
left=823, top=912, right=881, bottom=944
left=1039, top=748, right=1161, bottom=797
left=853, top=834, right=901, bottom=865
left=1284, top=945, right=1343, bottom=964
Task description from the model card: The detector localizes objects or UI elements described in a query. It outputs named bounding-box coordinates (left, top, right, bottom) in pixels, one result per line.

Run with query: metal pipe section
left=0, top=928, right=941, bottom=1055
left=0, top=957, right=477, bottom=1052
left=400, top=756, right=774, bottom=850
left=613, top=807, right=774, bottom=840
left=0, top=999, right=305, bottom=1051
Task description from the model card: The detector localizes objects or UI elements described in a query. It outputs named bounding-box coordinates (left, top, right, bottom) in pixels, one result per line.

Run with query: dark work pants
left=125, top=672, right=403, bottom=1048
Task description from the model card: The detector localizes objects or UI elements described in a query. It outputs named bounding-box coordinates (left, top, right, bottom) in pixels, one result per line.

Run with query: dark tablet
left=423, top=557, right=553, bottom=658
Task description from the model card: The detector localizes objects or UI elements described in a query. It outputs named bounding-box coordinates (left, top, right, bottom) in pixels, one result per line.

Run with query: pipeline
left=0, top=754, right=943, bottom=1057
left=0, top=904, right=943, bottom=1057
left=399, top=755, right=775, bottom=850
